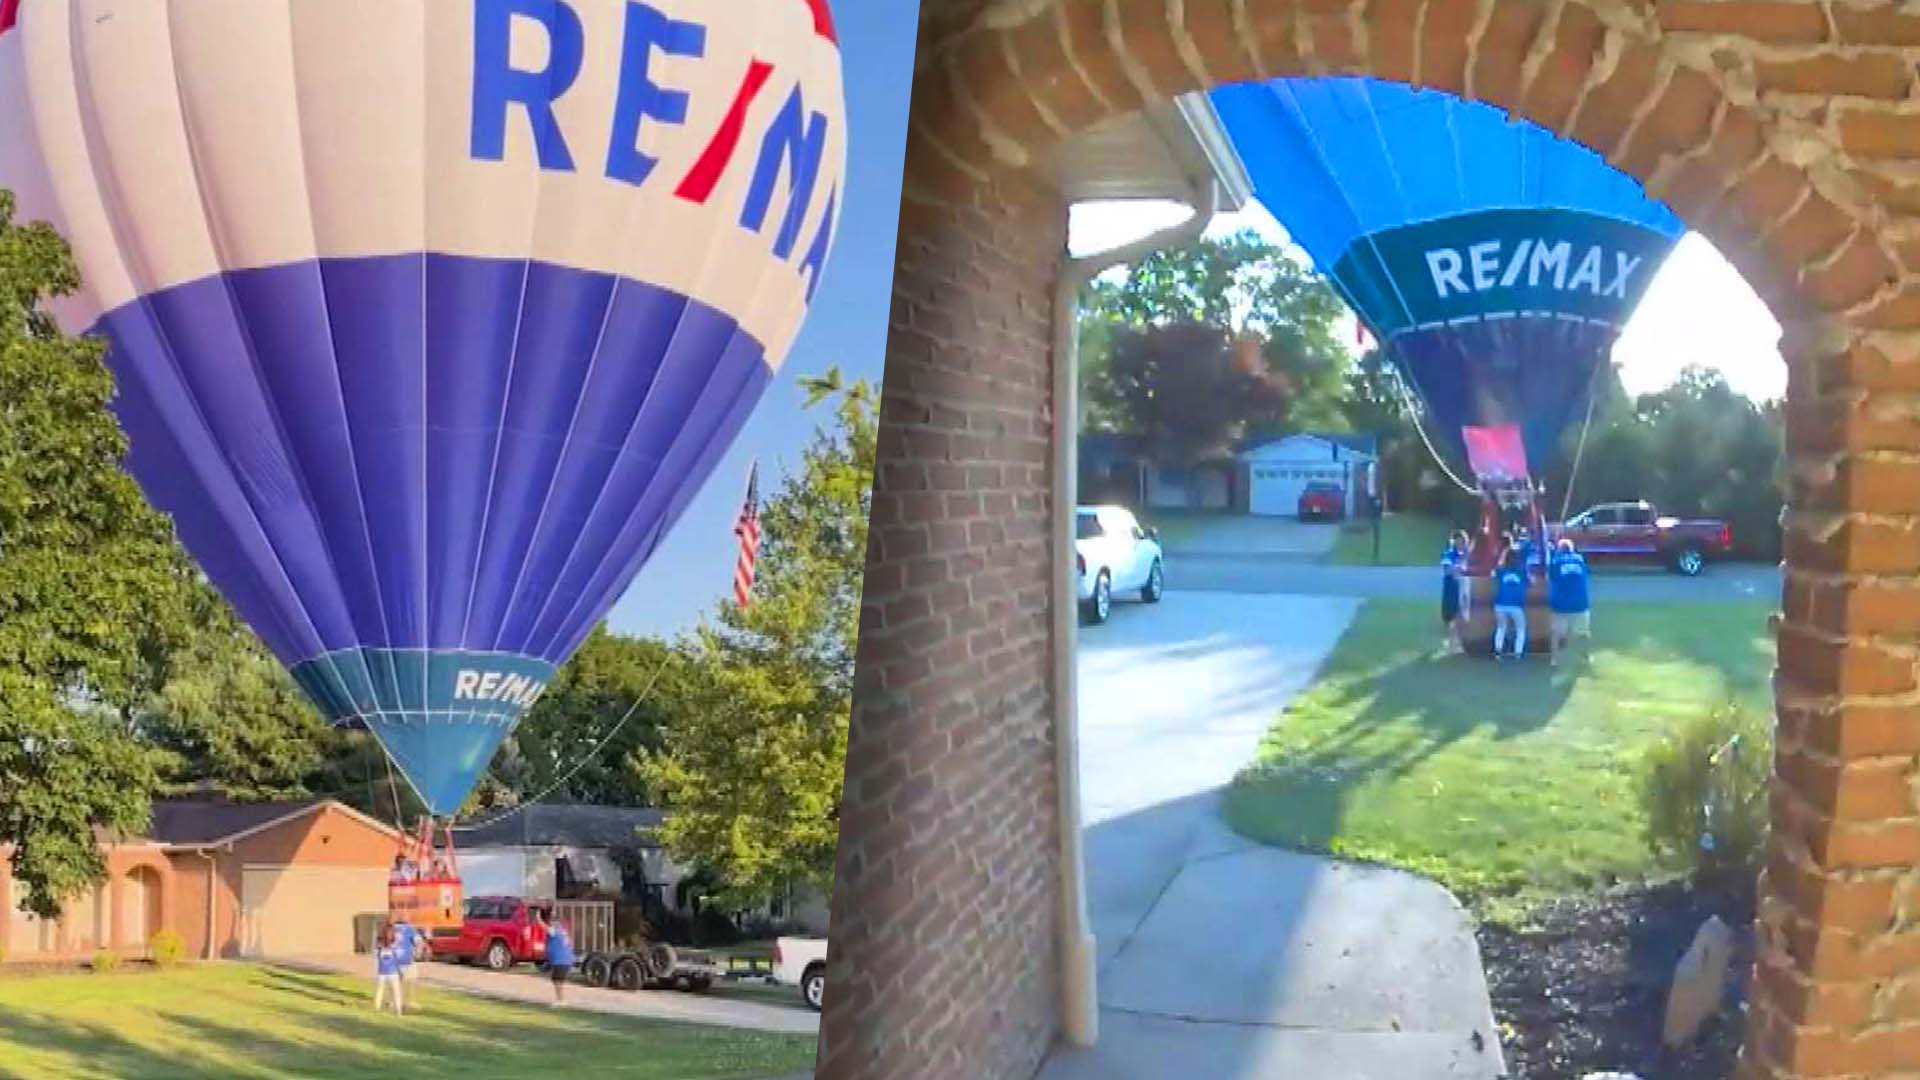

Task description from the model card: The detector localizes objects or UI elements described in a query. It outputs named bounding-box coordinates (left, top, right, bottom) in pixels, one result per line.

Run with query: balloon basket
left=388, top=819, right=464, bottom=934
left=1457, top=576, right=1555, bottom=658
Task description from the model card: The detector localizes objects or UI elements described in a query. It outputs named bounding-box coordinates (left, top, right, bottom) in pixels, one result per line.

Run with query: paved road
left=275, top=955, right=819, bottom=1035
left=1170, top=554, right=1782, bottom=603
left=1041, top=592, right=1505, bottom=1080
left=1158, top=515, right=1341, bottom=558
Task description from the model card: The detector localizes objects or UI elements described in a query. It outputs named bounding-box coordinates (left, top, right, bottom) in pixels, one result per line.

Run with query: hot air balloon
left=1211, top=77, right=1682, bottom=500
left=0, top=0, right=844, bottom=850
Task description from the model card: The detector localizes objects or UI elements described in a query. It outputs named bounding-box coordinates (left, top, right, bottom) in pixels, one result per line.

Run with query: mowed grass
left=1326, top=513, right=1454, bottom=566
left=1225, top=598, right=1774, bottom=917
left=0, top=963, right=815, bottom=1079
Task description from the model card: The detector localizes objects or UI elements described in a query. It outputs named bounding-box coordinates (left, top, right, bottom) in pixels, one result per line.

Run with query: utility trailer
left=577, top=942, right=724, bottom=993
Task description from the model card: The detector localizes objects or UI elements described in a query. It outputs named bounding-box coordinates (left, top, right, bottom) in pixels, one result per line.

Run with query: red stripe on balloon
left=675, top=59, right=774, bottom=205
left=802, top=0, right=836, bottom=43
left=0, top=0, right=20, bottom=36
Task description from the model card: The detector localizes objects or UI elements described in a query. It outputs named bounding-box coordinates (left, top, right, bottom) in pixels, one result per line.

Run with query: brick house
left=3, top=797, right=400, bottom=963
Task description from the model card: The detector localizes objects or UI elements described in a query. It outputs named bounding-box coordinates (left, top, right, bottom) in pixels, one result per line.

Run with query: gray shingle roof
left=147, top=799, right=329, bottom=846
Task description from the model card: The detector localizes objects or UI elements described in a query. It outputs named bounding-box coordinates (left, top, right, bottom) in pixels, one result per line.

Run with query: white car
left=1075, top=505, right=1165, bottom=625
left=772, top=935, right=828, bottom=1011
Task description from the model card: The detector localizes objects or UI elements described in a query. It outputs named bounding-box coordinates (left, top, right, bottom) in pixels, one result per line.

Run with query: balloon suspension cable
left=383, top=751, right=405, bottom=832
left=459, top=649, right=676, bottom=832
left=1557, top=360, right=1607, bottom=524
left=1391, top=371, right=1480, bottom=496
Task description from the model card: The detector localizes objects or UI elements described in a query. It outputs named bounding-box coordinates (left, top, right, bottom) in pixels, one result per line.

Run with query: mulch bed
left=1476, top=881, right=1756, bottom=1079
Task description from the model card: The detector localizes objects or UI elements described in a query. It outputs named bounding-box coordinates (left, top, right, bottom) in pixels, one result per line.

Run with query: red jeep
left=431, top=895, right=552, bottom=971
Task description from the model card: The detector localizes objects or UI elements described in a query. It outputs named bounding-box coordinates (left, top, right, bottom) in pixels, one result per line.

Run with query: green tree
left=0, top=190, right=193, bottom=915
left=476, top=627, right=681, bottom=811
left=636, top=368, right=873, bottom=908
left=140, top=585, right=329, bottom=801
left=1080, top=229, right=1354, bottom=437
left=1103, top=321, right=1289, bottom=466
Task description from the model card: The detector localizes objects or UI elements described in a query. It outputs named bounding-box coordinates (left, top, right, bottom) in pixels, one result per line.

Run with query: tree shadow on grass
left=0, top=1008, right=220, bottom=1080
left=1226, top=643, right=1579, bottom=869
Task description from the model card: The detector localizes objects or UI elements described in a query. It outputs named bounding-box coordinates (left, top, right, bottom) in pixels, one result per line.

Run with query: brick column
left=815, top=143, right=1068, bottom=1080
left=1745, top=322, right=1920, bottom=1077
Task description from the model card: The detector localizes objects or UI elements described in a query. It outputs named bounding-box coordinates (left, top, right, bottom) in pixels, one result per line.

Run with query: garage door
left=1249, top=464, right=1345, bottom=516
left=240, top=866, right=389, bottom=957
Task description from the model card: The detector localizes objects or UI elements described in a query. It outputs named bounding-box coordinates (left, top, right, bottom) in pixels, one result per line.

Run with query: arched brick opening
left=825, top=3, right=1920, bottom=1078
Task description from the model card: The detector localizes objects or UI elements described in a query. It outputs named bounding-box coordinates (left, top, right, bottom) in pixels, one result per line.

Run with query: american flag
left=732, top=462, right=762, bottom=608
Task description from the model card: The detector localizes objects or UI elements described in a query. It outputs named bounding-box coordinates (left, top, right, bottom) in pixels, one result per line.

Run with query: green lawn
left=1225, top=598, right=1774, bottom=918
left=1326, top=513, right=1454, bottom=566
left=0, top=963, right=815, bottom=1079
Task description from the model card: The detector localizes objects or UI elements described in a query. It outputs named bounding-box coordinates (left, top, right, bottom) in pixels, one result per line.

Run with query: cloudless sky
left=1070, top=199, right=1789, bottom=403
left=605, top=0, right=917, bottom=641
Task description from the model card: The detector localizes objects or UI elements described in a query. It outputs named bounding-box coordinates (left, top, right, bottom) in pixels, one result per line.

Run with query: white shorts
left=401, top=963, right=418, bottom=982
left=1552, top=612, right=1591, bottom=638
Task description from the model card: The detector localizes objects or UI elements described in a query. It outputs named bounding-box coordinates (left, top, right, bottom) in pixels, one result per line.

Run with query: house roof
left=451, top=803, right=666, bottom=850
left=147, top=798, right=398, bottom=848
left=1239, top=431, right=1378, bottom=458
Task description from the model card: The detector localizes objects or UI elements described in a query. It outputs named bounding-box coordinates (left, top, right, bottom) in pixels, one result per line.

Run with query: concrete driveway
left=274, top=955, right=818, bottom=1035
left=1044, top=592, right=1505, bottom=1079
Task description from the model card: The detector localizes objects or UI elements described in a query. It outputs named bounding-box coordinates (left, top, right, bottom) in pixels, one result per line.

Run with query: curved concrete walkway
left=1043, top=591, right=1505, bottom=1079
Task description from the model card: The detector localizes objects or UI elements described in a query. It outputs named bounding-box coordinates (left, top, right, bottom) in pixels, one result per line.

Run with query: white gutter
left=1050, top=178, right=1220, bottom=1049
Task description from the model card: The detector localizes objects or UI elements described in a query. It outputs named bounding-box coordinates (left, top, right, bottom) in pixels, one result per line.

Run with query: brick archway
left=826, top=3, right=1920, bottom=1078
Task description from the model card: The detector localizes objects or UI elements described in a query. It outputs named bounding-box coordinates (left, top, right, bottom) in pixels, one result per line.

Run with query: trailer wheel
left=581, top=954, right=612, bottom=989
left=611, top=956, right=644, bottom=991
left=644, top=943, right=676, bottom=982
left=687, top=975, right=713, bottom=993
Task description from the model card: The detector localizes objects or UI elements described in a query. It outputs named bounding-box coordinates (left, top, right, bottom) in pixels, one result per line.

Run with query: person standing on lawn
left=392, top=915, right=419, bottom=998
left=1440, top=531, right=1471, bottom=655
left=538, top=910, right=575, bottom=1006
left=1492, top=548, right=1529, bottom=660
left=373, top=924, right=405, bottom=1016
left=1548, top=538, right=1592, bottom=667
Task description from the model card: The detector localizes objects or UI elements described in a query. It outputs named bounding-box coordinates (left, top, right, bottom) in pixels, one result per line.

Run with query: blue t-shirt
left=376, top=945, right=400, bottom=977
left=546, top=926, right=575, bottom=967
left=393, top=922, right=416, bottom=964
left=1494, top=566, right=1528, bottom=608
left=1549, top=552, right=1591, bottom=613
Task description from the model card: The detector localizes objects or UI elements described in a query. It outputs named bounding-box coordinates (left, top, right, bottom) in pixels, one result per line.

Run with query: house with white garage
left=1239, top=433, right=1379, bottom=518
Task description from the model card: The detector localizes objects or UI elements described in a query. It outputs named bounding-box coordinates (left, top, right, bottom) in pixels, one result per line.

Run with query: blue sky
left=605, top=0, right=916, bottom=640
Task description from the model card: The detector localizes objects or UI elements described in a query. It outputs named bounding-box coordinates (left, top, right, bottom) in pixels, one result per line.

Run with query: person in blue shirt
left=1440, top=531, right=1471, bottom=655
left=373, top=925, right=405, bottom=1016
left=1548, top=538, right=1592, bottom=667
left=1492, top=549, right=1529, bottom=660
left=392, top=917, right=419, bottom=995
left=537, top=910, right=576, bottom=1006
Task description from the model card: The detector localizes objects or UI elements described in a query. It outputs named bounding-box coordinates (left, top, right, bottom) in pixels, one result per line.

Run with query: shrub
left=92, top=948, right=118, bottom=974
left=149, top=929, right=186, bottom=969
left=1641, top=701, right=1773, bottom=891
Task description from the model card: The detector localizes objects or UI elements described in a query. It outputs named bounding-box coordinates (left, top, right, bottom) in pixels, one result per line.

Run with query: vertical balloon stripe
left=514, top=311, right=756, bottom=653
left=529, top=330, right=768, bottom=657
left=460, top=262, right=617, bottom=646
left=423, top=255, right=523, bottom=648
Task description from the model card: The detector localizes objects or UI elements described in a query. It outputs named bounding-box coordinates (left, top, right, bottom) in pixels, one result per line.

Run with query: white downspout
left=1050, top=180, right=1220, bottom=1048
